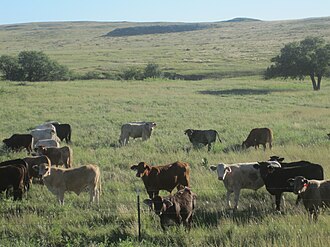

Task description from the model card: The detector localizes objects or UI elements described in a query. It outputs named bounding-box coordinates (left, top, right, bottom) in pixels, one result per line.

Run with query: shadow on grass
left=199, top=88, right=272, bottom=96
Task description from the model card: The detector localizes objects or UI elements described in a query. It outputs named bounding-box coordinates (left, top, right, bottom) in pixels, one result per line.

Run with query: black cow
left=184, top=129, right=222, bottom=151
left=144, top=187, right=197, bottom=230
left=254, top=160, right=324, bottom=211
left=3, top=134, right=33, bottom=154
left=0, top=159, right=30, bottom=192
left=52, top=123, right=72, bottom=143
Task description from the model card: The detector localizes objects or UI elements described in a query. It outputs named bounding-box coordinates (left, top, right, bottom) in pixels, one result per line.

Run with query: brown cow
left=23, top=155, right=51, bottom=183
left=130, top=161, right=190, bottom=199
left=37, top=146, right=72, bottom=168
left=242, top=127, right=273, bottom=150
left=144, top=187, right=197, bottom=230
left=0, top=165, right=25, bottom=200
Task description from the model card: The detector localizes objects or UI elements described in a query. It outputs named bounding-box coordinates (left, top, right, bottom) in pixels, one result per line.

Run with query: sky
left=1, top=0, right=330, bottom=25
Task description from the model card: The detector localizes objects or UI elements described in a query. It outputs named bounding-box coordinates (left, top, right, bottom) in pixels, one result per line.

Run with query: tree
left=0, top=51, right=70, bottom=81
left=265, top=37, right=330, bottom=90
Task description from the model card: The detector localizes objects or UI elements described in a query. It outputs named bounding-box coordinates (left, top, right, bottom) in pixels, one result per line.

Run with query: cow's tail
left=68, top=147, right=73, bottom=168
left=216, top=131, right=222, bottom=143
left=68, top=126, right=72, bottom=143
left=268, top=128, right=273, bottom=149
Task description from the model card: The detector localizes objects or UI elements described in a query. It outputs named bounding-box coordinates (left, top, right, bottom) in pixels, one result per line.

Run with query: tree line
left=0, top=37, right=329, bottom=90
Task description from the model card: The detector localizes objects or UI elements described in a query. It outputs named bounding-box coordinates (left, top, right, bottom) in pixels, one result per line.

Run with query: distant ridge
left=222, top=17, right=262, bottom=22
left=104, top=23, right=210, bottom=37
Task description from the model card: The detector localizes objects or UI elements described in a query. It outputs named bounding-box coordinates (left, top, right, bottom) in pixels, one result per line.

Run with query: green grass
left=0, top=77, right=329, bottom=246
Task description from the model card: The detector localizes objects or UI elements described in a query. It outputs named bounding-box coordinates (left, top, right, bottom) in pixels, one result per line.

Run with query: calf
left=131, top=161, right=190, bottom=199
left=288, top=176, right=330, bottom=221
left=242, top=128, right=273, bottom=150
left=210, top=162, right=264, bottom=210
left=37, top=146, right=72, bottom=168
left=144, top=187, right=196, bottom=230
left=184, top=129, right=222, bottom=151
left=3, top=134, right=33, bottom=154
left=37, top=163, right=101, bottom=205
left=254, top=161, right=324, bottom=211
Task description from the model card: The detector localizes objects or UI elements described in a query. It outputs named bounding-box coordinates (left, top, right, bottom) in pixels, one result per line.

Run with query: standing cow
left=30, top=128, right=59, bottom=148
left=119, top=121, right=156, bottom=146
left=52, top=123, right=72, bottom=143
left=37, top=146, right=72, bottom=168
left=131, top=161, right=190, bottom=199
left=210, top=162, right=264, bottom=210
left=36, top=163, right=101, bottom=205
left=184, top=129, right=222, bottom=151
left=144, top=187, right=197, bottom=230
left=3, top=134, right=33, bottom=154
left=242, top=128, right=273, bottom=150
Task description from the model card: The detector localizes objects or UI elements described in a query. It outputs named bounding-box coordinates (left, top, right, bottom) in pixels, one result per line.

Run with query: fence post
left=136, top=188, right=142, bottom=242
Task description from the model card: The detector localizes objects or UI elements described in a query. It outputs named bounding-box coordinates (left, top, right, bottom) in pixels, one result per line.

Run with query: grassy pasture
left=0, top=77, right=329, bottom=246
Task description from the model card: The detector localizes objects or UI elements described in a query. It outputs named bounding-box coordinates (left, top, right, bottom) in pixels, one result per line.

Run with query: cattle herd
left=1, top=120, right=330, bottom=230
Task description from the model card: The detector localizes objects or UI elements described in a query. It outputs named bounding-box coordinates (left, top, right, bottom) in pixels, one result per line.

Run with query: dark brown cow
left=3, top=134, right=33, bottom=154
left=0, top=161, right=27, bottom=200
left=52, top=123, right=72, bottom=143
left=184, top=129, right=222, bottom=151
left=0, top=159, right=30, bottom=193
left=131, top=161, right=190, bottom=199
left=37, top=146, right=72, bottom=168
left=242, top=127, right=273, bottom=150
left=23, top=155, right=51, bottom=182
left=144, top=187, right=197, bottom=230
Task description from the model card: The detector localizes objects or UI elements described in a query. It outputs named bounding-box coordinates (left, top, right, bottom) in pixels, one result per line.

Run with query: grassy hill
left=0, top=17, right=330, bottom=77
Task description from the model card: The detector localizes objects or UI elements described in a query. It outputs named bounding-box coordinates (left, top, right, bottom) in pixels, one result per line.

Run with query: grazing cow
left=184, top=129, right=222, bottom=151
left=131, top=161, right=190, bottom=199
left=210, top=162, right=264, bottom=210
left=0, top=159, right=30, bottom=192
left=23, top=155, right=51, bottom=182
left=37, top=146, right=72, bottom=168
left=254, top=161, right=324, bottom=211
left=0, top=165, right=25, bottom=200
left=35, top=123, right=57, bottom=133
left=34, top=139, right=60, bottom=149
left=242, top=128, right=273, bottom=150
left=52, top=123, right=72, bottom=143
left=30, top=128, right=59, bottom=147
left=36, top=163, right=101, bottom=205
left=3, top=134, right=33, bottom=153
left=288, top=176, right=330, bottom=221
left=119, top=121, right=156, bottom=146
left=144, top=187, right=197, bottom=230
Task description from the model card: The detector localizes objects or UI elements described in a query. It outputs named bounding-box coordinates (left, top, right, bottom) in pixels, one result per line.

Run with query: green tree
left=0, top=55, right=23, bottom=81
left=265, top=37, right=330, bottom=90
left=0, top=51, right=70, bottom=81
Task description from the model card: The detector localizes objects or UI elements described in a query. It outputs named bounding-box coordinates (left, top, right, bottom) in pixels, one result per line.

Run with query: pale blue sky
left=1, top=0, right=329, bottom=25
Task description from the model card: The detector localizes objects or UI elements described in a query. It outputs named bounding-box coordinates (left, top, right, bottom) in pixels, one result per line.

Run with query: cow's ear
left=130, top=165, right=138, bottom=171
left=278, top=158, right=285, bottom=162
left=210, top=165, right=217, bottom=171
left=163, top=199, right=173, bottom=209
left=143, top=199, right=153, bottom=207
left=253, top=164, right=260, bottom=169
left=287, top=178, right=294, bottom=186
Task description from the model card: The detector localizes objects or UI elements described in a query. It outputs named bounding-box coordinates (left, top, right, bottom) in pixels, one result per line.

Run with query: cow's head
left=288, top=176, right=308, bottom=195
left=32, top=162, right=51, bottom=178
left=143, top=195, right=173, bottom=216
left=254, top=161, right=281, bottom=178
left=184, top=129, right=193, bottom=136
left=269, top=156, right=285, bottom=162
left=130, top=162, right=151, bottom=177
left=212, top=163, right=231, bottom=181
left=146, top=122, right=156, bottom=130
left=2, top=138, right=9, bottom=145
left=37, top=146, right=47, bottom=154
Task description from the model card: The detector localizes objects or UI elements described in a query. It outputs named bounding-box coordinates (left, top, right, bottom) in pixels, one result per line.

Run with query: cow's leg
left=57, top=191, right=65, bottom=205
left=207, top=143, right=211, bottom=152
left=226, top=191, right=232, bottom=208
left=269, top=142, right=272, bottom=150
left=262, top=144, right=266, bottom=151
left=233, top=189, right=240, bottom=210
left=275, top=194, right=282, bottom=211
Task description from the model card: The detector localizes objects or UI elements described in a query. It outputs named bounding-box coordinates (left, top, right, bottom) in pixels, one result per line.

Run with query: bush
left=120, top=67, right=145, bottom=80
left=144, top=63, right=161, bottom=78
left=0, top=51, right=71, bottom=81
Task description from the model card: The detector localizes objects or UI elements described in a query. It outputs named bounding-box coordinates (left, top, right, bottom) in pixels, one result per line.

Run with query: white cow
left=35, top=123, right=57, bottom=134
left=210, top=162, right=264, bottom=210
left=119, top=121, right=156, bottom=146
left=34, top=139, right=60, bottom=148
left=30, top=128, right=59, bottom=147
left=36, top=163, right=101, bottom=205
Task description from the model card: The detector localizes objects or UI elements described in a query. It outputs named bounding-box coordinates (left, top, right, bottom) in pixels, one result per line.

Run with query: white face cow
left=214, top=163, right=232, bottom=181
left=33, top=162, right=51, bottom=178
